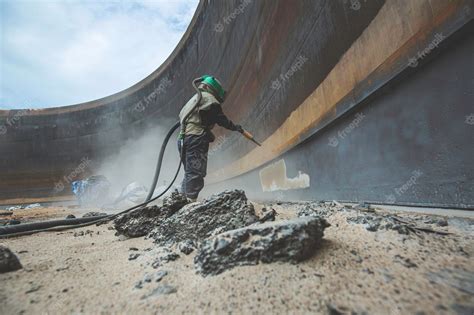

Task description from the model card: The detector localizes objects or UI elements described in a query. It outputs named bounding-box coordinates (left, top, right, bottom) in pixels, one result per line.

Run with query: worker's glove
left=235, top=125, right=244, bottom=133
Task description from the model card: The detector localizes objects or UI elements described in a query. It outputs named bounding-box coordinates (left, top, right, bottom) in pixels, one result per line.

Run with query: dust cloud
left=94, top=124, right=183, bottom=202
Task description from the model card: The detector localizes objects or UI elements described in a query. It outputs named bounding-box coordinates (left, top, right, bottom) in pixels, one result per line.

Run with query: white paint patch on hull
left=259, top=159, right=310, bottom=192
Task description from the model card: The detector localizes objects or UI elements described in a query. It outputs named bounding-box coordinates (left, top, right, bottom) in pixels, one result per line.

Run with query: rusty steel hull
left=0, top=0, right=473, bottom=208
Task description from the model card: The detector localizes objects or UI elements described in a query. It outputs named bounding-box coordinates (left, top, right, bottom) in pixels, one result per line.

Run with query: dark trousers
left=178, top=133, right=209, bottom=199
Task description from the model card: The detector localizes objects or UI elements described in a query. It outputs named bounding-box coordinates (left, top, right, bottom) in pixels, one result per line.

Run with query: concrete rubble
left=297, top=201, right=336, bottom=218
left=149, top=190, right=258, bottom=245
left=346, top=212, right=453, bottom=236
left=258, top=207, right=276, bottom=223
left=347, top=214, right=411, bottom=234
left=114, top=190, right=188, bottom=237
left=178, top=240, right=196, bottom=255
left=0, top=245, right=22, bottom=273
left=194, top=216, right=330, bottom=276
left=112, top=190, right=333, bottom=277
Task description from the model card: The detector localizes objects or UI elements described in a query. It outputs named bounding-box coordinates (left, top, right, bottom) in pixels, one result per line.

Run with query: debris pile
left=0, top=245, right=22, bottom=273
left=149, top=190, right=258, bottom=245
left=114, top=190, right=188, bottom=238
left=347, top=214, right=410, bottom=233
left=297, top=201, right=343, bottom=218
left=194, top=216, right=330, bottom=276
left=115, top=190, right=331, bottom=277
left=347, top=213, right=450, bottom=235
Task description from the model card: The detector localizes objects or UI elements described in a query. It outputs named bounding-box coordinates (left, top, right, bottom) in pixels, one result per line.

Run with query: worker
left=178, top=75, right=243, bottom=201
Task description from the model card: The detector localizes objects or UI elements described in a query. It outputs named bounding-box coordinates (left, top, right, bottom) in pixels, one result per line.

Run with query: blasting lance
left=240, top=129, right=262, bottom=147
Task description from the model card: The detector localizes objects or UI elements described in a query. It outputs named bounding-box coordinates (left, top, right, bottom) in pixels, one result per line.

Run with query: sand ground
left=0, top=203, right=473, bottom=314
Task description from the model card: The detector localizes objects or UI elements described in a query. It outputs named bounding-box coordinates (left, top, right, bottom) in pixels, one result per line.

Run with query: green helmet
left=201, top=75, right=225, bottom=102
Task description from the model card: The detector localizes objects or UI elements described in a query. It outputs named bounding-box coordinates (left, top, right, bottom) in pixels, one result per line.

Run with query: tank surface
left=0, top=0, right=472, bottom=209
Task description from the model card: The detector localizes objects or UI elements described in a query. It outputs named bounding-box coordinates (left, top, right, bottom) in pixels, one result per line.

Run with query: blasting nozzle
left=240, top=129, right=262, bottom=147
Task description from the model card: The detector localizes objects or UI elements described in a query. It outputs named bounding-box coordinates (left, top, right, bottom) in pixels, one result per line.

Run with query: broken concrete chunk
left=134, top=280, right=144, bottom=289
left=436, top=219, right=448, bottom=227
left=259, top=208, right=276, bottom=223
left=151, top=248, right=180, bottom=268
left=155, top=270, right=168, bottom=282
left=149, top=190, right=258, bottom=246
left=297, top=202, right=334, bottom=218
left=114, top=191, right=189, bottom=238
left=178, top=240, right=195, bottom=255
left=114, top=206, right=167, bottom=238
left=162, top=190, right=189, bottom=211
left=143, top=273, right=153, bottom=283
left=347, top=214, right=411, bottom=234
left=128, top=253, right=140, bottom=261
left=0, top=245, right=22, bottom=273
left=194, top=216, right=330, bottom=276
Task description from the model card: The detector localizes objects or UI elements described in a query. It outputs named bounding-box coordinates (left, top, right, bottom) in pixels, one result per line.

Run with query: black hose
left=0, top=77, right=205, bottom=239
left=145, top=121, right=180, bottom=202
left=0, top=216, right=109, bottom=235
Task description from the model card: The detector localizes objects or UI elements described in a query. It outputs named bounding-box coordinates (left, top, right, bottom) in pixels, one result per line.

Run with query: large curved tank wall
left=0, top=0, right=472, bottom=209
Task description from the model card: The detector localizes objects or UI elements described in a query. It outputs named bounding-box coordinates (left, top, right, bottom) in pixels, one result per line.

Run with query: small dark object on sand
left=0, top=245, right=22, bottom=273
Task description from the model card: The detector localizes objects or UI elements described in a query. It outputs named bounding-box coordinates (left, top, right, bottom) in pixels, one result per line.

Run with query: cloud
left=0, top=0, right=198, bottom=109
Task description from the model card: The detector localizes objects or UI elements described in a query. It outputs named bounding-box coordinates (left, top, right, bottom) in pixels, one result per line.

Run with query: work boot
left=187, top=197, right=197, bottom=203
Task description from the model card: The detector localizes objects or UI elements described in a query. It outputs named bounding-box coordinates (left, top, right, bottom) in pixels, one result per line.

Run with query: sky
left=0, top=0, right=199, bottom=109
